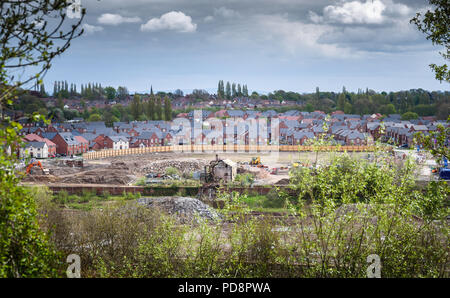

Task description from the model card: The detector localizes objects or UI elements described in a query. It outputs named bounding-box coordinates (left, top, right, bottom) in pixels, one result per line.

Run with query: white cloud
left=310, top=0, right=416, bottom=25
left=322, top=0, right=386, bottom=24
left=204, top=15, right=214, bottom=23
left=98, top=13, right=141, bottom=25
left=82, top=23, right=103, bottom=35
left=209, top=14, right=350, bottom=58
left=256, top=15, right=350, bottom=57
left=384, top=0, right=411, bottom=16
left=140, top=11, right=197, bottom=33
left=214, top=7, right=240, bottom=19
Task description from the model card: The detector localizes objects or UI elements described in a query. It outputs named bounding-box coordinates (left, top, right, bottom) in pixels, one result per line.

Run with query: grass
left=53, top=190, right=141, bottom=211
left=241, top=194, right=290, bottom=212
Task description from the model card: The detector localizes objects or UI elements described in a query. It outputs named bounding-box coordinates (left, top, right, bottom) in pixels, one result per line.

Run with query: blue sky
left=43, top=0, right=449, bottom=94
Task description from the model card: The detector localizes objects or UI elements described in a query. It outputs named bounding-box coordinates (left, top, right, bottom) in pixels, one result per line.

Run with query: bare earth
left=22, top=150, right=435, bottom=186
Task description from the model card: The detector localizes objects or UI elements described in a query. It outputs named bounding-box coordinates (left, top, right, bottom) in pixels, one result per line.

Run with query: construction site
left=21, top=151, right=375, bottom=187
left=20, top=148, right=438, bottom=194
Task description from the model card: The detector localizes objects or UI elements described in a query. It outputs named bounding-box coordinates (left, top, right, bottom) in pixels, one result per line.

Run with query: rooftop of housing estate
left=17, top=110, right=449, bottom=159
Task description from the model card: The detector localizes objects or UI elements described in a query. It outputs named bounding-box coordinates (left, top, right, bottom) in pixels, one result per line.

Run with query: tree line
left=217, top=80, right=249, bottom=99
left=260, top=87, right=449, bottom=120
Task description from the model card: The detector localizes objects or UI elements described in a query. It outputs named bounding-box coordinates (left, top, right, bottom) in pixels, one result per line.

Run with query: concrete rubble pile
left=141, top=159, right=209, bottom=175
left=137, top=197, right=222, bottom=224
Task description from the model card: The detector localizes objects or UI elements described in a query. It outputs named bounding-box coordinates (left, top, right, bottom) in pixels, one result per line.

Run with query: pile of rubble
left=59, top=169, right=136, bottom=185
left=137, top=197, right=222, bottom=224
left=239, top=165, right=270, bottom=179
left=22, top=174, right=61, bottom=183
left=140, top=159, right=208, bottom=175
left=109, top=161, right=129, bottom=170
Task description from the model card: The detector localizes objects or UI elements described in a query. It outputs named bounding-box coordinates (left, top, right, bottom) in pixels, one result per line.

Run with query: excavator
left=250, top=156, right=268, bottom=168
left=250, top=157, right=261, bottom=166
left=26, top=159, right=49, bottom=175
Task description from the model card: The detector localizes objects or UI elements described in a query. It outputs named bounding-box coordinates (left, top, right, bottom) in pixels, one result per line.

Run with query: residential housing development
left=17, top=109, right=447, bottom=158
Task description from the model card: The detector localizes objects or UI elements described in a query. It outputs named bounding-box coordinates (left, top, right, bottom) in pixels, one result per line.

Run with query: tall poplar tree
left=130, top=94, right=143, bottom=120
left=156, top=96, right=163, bottom=120
left=225, top=81, right=231, bottom=99
left=164, top=96, right=172, bottom=121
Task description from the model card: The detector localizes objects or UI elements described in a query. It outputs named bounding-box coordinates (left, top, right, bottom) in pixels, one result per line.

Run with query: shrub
left=54, top=190, right=69, bottom=205
left=261, top=189, right=285, bottom=209
left=135, top=177, right=146, bottom=186
left=165, top=167, right=180, bottom=177
left=234, top=173, right=255, bottom=187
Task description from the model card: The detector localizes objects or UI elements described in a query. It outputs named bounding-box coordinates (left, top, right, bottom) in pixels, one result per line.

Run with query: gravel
left=140, top=159, right=208, bottom=175
left=137, top=196, right=222, bottom=224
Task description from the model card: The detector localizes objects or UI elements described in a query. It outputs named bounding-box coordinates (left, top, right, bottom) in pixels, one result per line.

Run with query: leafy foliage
left=414, top=116, right=450, bottom=164
left=411, top=0, right=449, bottom=82
left=0, top=0, right=85, bottom=277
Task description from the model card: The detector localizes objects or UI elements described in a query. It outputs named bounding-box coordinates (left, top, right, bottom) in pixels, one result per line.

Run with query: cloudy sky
left=44, top=0, right=449, bottom=94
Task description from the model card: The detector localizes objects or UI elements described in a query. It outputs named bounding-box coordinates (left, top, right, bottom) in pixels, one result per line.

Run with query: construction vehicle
left=26, top=159, right=49, bottom=175
left=250, top=157, right=261, bottom=166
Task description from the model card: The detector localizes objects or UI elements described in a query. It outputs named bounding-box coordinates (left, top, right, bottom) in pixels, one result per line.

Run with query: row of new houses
left=18, top=110, right=447, bottom=158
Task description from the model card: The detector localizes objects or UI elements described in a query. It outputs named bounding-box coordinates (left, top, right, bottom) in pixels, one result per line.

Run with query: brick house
left=50, top=133, right=79, bottom=156
left=74, top=136, right=89, bottom=153
left=92, top=134, right=111, bottom=150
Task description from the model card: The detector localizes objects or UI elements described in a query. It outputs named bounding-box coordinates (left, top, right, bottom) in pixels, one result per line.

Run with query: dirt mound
left=274, top=178, right=290, bottom=185
left=22, top=174, right=61, bottom=183
left=137, top=197, right=222, bottom=224
left=59, top=169, right=135, bottom=185
left=109, top=161, right=129, bottom=170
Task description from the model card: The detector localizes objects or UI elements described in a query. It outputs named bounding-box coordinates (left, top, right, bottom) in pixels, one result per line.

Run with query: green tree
left=415, top=116, right=450, bottom=164
left=337, top=93, right=346, bottom=111
left=381, top=103, right=396, bottom=115
left=232, top=83, right=237, bottom=98
left=217, top=80, right=223, bottom=99
left=164, top=96, right=172, bottom=121
left=0, top=0, right=85, bottom=277
left=56, top=95, right=64, bottom=110
left=104, top=86, right=116, bottom=100
left=39, top=83, right=46, bottom=97
left=145, top=97, right=155, bottom=120
left=225, top=82, right=231, bottom=99
left=88, top=113, right=102, bottom=122
left=117, top=86, right=128, bottom=101
left=243, top=84, right=249, bottom=97
left=411, top=0, right=449, bottom=82
left=401, top=111, right=419, bottom=120
left=156, top=96, right=163, bottom=120
left=343, top=102, right=353, bottom=114
left=130, top=94, right=143, bottom=120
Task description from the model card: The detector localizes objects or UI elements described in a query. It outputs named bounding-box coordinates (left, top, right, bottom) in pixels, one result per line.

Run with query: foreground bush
left=29, top=136, right=449, bottom=278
